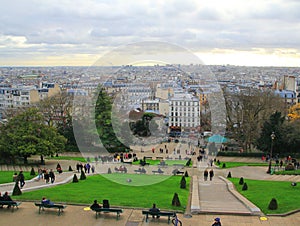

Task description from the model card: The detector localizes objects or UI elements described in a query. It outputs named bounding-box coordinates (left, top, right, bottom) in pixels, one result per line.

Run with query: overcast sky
left=1, top=0, right=300, bottom=66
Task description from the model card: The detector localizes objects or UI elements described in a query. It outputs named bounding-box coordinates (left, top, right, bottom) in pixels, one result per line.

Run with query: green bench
left=34, top=202, right=67, bottom=216
left=142, top=210, right=174, bottom=224
left=0, top=201, right=21, bottom=212
left=91, top=207, right=123, bottom=220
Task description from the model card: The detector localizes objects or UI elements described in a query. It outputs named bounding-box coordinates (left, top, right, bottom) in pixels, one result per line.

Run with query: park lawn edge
left=228, top=178, right=300, bottom=214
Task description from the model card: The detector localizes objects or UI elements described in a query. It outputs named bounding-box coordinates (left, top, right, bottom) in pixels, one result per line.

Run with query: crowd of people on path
left=76, top=163, right=95, bottom=174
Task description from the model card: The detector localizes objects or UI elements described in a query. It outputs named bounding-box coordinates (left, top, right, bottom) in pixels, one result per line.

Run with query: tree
left=224, top=89, right=285, bottom=151
left=256, top=112, right=285, bottom=155
left=0, top=108, right=66, bottom=164
left=287, top=103, right=300, bottom=121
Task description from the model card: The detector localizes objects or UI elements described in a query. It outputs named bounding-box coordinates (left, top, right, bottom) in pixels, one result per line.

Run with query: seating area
left=172, top=169, right=184, bottom=175
left=0, top=201, right=21, bottom=212
left=152, top=168, right=164, bottom=174
left=114, top=166, right=127, bottom=173
left=142, top=210, right=175, bottom=224
left=34, top=202, right=67, bottom=216
left=134, top=168, right=147, bottom=174
left=91, top=207, right=123, bottom=219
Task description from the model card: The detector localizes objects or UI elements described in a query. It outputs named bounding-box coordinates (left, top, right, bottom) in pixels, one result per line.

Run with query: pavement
left=0, top=149, right=300, bottom=226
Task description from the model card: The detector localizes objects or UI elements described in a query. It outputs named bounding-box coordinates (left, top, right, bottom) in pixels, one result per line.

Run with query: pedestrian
left=91, top=165, right=95, bottom=173
left=212, top=217, right=221, bottom=226
left=86, top=163, right=91, bottom=174
left=204, top=169, right=208, bottom=181
left=49, top=169, right=55, bottom=184
left=44, top=170, right=50, bottom=183
left=76, top=163, right=80, bottom=173
left=38, top=168, right=43, bottom=180
left=209, top=169, right=214, bottom=181
left=18, top=171, right=25, bottom=188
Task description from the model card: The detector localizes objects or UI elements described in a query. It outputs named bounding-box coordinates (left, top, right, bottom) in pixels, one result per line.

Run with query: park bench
left=0, top=201, right=21, bottom=212
left=144, top=156, right=152, bottom=160
left=34, top=202, right=67, bottom=216
left=172, top=169, right=184, bottom=175
left=134, top=168, right=146, bottom=174
left=91, top=207, right=123, bottom=220
left=114, top=167, right=127, bottom=173
left=142, top=210, right=174, bottom=224
left=152, top=169, right=164, bottom=175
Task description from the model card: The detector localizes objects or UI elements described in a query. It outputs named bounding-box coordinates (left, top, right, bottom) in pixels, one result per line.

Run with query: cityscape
left=0, top=1, right=300, bottom=226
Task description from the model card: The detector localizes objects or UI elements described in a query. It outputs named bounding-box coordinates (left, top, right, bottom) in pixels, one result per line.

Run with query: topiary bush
left=227, top=172, right=232, bottom=178
left=12, top=182, right=22, bottom=196
left=180, top=176, right=186, bottom=189
left=268, top=198, right=278, bottom=210
left=242, top=182, right=248, bottom=191
left=222, top=163, right=226, bottom=168
left=30, top=167, right=36, bottom=176
left=80, top=170, right=86, bottom=180
left=172, top=193, right=181, bottom=206
left=68, top=166, right=73, bottom=171
left=239, top=177, right=244, bottom=185
left=184, top=171, right=189, bottom=177
left=73, top=174, right=79, bottom=183
left=108, top=168, right=112, bottom=174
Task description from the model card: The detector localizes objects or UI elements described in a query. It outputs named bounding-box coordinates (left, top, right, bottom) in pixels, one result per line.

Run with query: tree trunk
left=40, top=155, right=45, bottom=165
left=23, top=156, right=28, bottom=164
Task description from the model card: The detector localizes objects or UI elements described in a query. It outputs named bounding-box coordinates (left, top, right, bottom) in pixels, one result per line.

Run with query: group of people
left=37, top=168, right=56, bottom=184
left=204, top=169, right=214, bottom=181
left=76, top=163, right=95, bottom=174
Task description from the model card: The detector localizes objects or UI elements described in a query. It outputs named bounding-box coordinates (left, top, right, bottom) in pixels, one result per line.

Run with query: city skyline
left=1, top=0, right=300, bottom=67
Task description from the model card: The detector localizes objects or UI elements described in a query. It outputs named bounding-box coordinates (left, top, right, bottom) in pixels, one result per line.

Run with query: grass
left=12, top=174, right=190, bottom=211
left=274, top=169, right=300, bottom=175
left=45, top=156, right=87, bottom=162
left=132, top=159, right=190, bottom=166
left=229, top=178, right=300, bottom=214
left=0, top=171, right=36, bottom=184
left=217, top=162, right=269, bottom=168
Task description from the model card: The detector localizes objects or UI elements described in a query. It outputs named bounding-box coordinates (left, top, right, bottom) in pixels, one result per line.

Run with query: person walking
left=209, top=169, right=214, bottom=181
left=212, top=217, right=222, bottom=226
left=49, top=169, right=55, bottom=184
left=204, top=169, right=208, bottom=181
left=18, top=171, right=25, bottom=188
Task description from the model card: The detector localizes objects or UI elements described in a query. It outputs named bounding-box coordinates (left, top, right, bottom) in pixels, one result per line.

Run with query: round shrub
left=239, top=177, right=244, bottom=185
left=227, top=172, right=232, bottom=178
left=242, top=182, right=248, bottom=191
left=268, top=198, right=278, bottom=210
left=73, top=174, right=79, bottom=183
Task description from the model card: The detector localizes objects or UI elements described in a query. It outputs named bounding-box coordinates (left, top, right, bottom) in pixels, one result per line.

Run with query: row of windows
left=171, top=101, right=199, bottom=106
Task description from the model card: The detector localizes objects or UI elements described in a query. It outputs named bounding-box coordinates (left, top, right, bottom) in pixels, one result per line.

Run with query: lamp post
left=267, top=132, right=276, bottom=174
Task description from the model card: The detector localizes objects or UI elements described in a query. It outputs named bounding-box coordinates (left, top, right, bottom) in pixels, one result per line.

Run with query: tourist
left=209, top=169, right=214, bottom=181
left=212, top=217, right=222, bottom=226
left=49, top=169, right=55, bottom=184
left=44, top=170, right=50, bottom=183
left=3, top=192, right=13, bottom=208
left=149, top=203, right=160, bottom=218
left=90, top=200, right=101, bottom=210
left=18, top=171, right=25, bottom=188
left=204, top=169, right=208, bottom=181
left=41, top=197, right=54, bottom=205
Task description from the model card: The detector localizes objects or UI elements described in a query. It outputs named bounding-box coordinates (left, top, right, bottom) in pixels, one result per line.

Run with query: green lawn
left=132, top=159, right=190, bottom=166
left=229, top=178, right=300, bottom=214
left=0, top=171, right=36, bottom=184
left=46, top=156, right=87, bottom=162
left=274, top=169, right=300, bottom=175
left=217, top=162, right=269, bottom=168
left=13, top=174, right=190, bottom=211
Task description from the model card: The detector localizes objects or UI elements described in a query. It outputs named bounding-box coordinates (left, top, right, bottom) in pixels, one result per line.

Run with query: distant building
left=168, top=93, right=200, bottom=131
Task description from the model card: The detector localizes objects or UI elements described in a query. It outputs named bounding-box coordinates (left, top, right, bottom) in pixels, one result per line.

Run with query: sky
left=1, top=0, right=300, bottom=66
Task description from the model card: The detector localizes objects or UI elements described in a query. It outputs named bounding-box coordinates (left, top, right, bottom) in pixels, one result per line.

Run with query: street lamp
left=267, top=132, right=276, bottom=174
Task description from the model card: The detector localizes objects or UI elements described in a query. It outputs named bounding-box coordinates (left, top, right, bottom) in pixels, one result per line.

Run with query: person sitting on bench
left=149, top=203, right=160, bottom=218
left=90, top=200, right=101, bottom=210
left=41, top=197, right=54, bottom=205
left=3, top=192, right=13, bottom=208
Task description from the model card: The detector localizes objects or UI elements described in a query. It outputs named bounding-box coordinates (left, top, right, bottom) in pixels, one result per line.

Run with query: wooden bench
left=0, top=201, right=21, bottom=212
left=142, top=210, right=174, bottom=224
left=134, top=168, right=146, bottom=174
left=172, top=169, right=184, bottom=175
left=91, top=207, right=123, bottom=220
left=152, top=169, right=164, bottom=174
left=34, top=202, right=67, bottom=216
